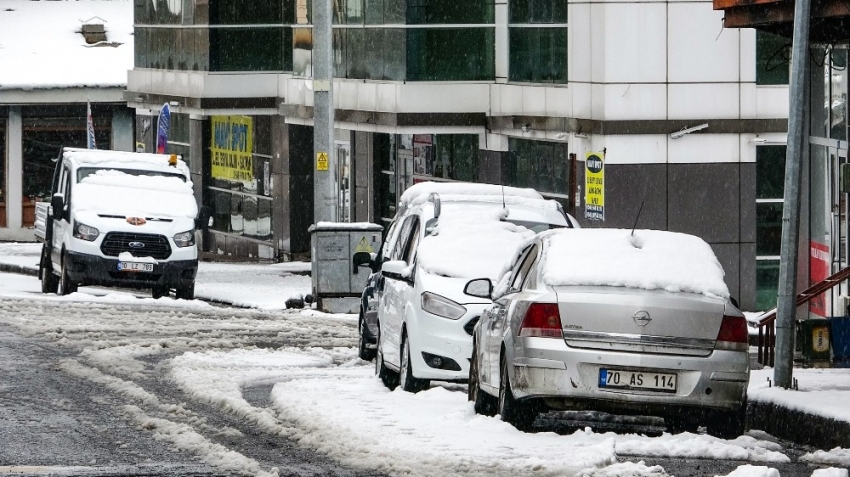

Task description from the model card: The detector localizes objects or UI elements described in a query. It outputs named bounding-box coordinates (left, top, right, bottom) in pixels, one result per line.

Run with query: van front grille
left=100, top=232, right=171, bottom=260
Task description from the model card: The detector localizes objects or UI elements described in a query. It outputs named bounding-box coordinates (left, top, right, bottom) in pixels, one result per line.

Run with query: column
left=6, top=107, right=22, bottom=230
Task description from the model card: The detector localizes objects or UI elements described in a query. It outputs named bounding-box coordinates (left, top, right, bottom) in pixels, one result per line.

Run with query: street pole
left=313, top=0, right=337, bottom=224
left=775, top=0, right=811, bottom=389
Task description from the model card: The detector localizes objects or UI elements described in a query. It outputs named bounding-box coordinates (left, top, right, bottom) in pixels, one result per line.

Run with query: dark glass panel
left=195, top=28, right=210, bottom=70
left=509, top=27, right=567, bottom=83
left=450, top=135, right=477, bottom=182
left=283, top=27, right=294, bottom=71
left=255, top=116, right=272, bottom=155
left=333, top=0, right=364, bottom=23
left=407, top=0, right=494, bottom=24
left=756, top=145, right=786, bottom=199
left=333, top=28, right=347, bottom=77
left=508, top=138, right=569, bottom=194
left=210, top=0, right=282, bottom=24
left=756, top=31, right=790, bottom=86
left=134, top=28, right=148, bottom=68
left=756, top=260, right=780, bottom=310
left=364, top=0, right=384, bottom=23
left=293, top=27, right=313, bottom=76
left=194, top=0, right=210, bottom=24
left=406, top=28, right=494, bottom=81
left=170, top=113, right=190, bottom=143
left=134, top=0, right=151, bottom=24
left=383, top=28, right=406, bottom=80
left=384, top=0, right=405, bottom=23
left=756, top=203, right=784, bottom=256
left=810, top=47, right=829, bottom=139
left=831, top=49, right=848, bottom=141
left=152, top=0, right=182, bottom=24
left=510, top=0, right=567, bottom=23
left=210, top=28, right=284, bottom=71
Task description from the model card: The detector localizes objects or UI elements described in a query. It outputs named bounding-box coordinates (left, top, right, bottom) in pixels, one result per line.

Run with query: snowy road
left=0, top=272, right=844, bottom=477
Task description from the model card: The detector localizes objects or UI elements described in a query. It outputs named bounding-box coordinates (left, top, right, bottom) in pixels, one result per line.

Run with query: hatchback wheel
left=706, top=404, right=747, bottom=439
left=358, top=315, right=376, bottom=361
left=375, top=332, right=398, bottom=390
left=499, top=355, right=536, bottom=431
left=399, top=334, right=429, bottom=393
left=468, top=342, right=497, bottom=416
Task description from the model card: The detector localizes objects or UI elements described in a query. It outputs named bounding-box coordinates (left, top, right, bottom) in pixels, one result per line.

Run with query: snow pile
left=65, top=148, right=191, bottom=178
left=802, top=447, right=850, bottom=467
left=715, top=465, right=780, bottom=477
left=75, top=170, right=197, bottom=219
left=575, top=461, right=669, bottom=477
left=541, top=229, right=730, bottom=298
left=0, top=1, right=133, bottom=90
left=750, top=368, right=850, bottom=424
left=399, top=181, right=545, bottom=206
left=416, top=207, right=536, bottom=281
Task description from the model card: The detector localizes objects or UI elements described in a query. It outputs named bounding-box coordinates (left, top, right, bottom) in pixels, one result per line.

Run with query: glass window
left=508, top=138, right=569, bottom=194
left=210, top=28, right=284, bottom=71
left=407, top=0, right=494, bottom=24
left=810, top=47, right=830, bottom=139
left=756, top=260, right=780, bottom=311
left=756, top=145, right=786, bottom=199
left=509, top=27, right=568, bottom=83
left=755, top=145, right=787, bottom=310
left=830, top=49, right=848, bottom=141
left=756, top=203, right=783, bottom=256
left=406, top=28, right=494, bottom=81
left=510, top=0, right=567, bottom=23
left=134, top=28, right=148, bottom=68
left=756, top=31, right=790, bottom=86
left=333, top=0, right=364, bottom=24
left=210, top=0, right=283, bottom=24
left=293, top=27, right=313, bottom=76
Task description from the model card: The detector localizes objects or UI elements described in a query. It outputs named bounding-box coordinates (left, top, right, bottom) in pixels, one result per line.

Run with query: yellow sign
left=585, top=152, right=605, bottom=221
left=316, top=151, right=329, bottom=171
left=354, top=236, right=374, bottom=254
left=211, top=116, right=254, bottom=181
left=813, top=327, right=830, bottom=353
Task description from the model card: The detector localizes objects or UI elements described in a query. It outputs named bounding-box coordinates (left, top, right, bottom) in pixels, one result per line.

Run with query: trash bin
left=796, top=318, right=831, bottom=364
left=309, top=222, right=383, bottom=313
left=830, top=316, right=850, bottom=362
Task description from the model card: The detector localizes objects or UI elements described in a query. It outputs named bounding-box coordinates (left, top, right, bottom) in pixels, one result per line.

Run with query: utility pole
left=313, top=0, right=337, bottom=224
left=775, top=0, right=812, bottom=389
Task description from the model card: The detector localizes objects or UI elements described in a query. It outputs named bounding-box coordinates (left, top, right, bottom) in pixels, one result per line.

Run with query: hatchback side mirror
left=464, top=278, right=493, bottom=299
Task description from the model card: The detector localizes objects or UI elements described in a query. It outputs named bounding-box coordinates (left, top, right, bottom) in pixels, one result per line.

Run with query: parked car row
left=358, top=181, right=750, bottom=439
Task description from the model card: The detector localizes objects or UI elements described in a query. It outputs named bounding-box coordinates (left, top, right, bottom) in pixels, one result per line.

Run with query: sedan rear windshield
left=77, top=167, right=187, bottom=183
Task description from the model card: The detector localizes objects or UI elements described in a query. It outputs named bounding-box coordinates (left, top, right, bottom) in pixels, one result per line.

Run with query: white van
left=35, top=148, right=209, bottom=299
left=373, top=182, right=577, bottom=392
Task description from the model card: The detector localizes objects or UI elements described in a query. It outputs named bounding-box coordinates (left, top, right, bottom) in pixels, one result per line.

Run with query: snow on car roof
left=399, top=181, right=558, bottom=211
left=540, top=228, right=730, bottom=298
left=74, top=170, right=197, bottom=219
left=416, top=207, right=537, bottom=281
left=64, top=148, right=190, bottom=178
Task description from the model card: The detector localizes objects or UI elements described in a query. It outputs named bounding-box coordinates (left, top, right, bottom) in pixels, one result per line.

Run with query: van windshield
left=77, top=167, right=187, bottom=183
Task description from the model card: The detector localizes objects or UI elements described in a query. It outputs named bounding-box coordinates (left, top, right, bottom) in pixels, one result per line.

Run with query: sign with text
left=316, top=151, right=329, bottom=171
left=810, top=241, right=830, bottom=317
left=585, top=152, right=605, bottom=220
left=211, top=116, right=254, bottom=181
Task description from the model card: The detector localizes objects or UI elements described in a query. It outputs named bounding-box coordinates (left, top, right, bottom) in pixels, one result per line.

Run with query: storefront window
left=210, top=27, right=285, bottom=71
left=755, top=145, right=786, bottom=310
left=407, top=0, right=494, bottom=24
left=208, top=115, right=274, bottom=242
left=507, top=138, right=569, bottom=195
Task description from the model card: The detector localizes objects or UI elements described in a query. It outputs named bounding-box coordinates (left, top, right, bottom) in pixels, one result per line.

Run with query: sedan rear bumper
left=508, top=336, right=749, bottom=414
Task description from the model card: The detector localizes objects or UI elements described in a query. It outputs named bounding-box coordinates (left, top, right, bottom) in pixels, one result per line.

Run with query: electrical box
left=310, top=222, right=383, bottom=313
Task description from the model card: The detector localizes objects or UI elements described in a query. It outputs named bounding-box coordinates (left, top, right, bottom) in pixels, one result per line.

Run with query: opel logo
left=128, top=241, right=145, bottom=249
left=633, top=310, right=652, bottom=326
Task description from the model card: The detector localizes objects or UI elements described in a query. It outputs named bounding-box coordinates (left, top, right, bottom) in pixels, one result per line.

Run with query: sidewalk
left=0, top=242, right=848, bottom=457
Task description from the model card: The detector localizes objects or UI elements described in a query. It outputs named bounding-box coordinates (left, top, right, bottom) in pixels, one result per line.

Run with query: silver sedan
left=467, top=229, right=750, bottom=437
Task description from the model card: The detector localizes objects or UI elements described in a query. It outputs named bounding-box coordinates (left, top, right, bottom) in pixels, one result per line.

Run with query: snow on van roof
left=75, top=170, right=197, bottom=219
left=64, top=148, right=190, bottom=178
left=400, top=182, right=558, bottom=211
left=416, top=207, right=536, bottom=281
left=540, top=228, right=730, bottom=298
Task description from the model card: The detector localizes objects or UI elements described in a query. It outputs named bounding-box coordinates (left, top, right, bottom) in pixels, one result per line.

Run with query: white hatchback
left=374, top=182, right=576, bottom=392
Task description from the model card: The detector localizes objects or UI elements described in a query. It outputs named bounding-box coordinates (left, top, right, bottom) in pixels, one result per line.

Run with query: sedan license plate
left=599, top=369, right=677, bottom=393
left=117, top=261, right=153, bottom=273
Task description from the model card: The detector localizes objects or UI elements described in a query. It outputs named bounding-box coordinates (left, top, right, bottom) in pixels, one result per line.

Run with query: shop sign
left=211, top=116, right=254, bottom=181
left=810, top=241, right=830, bottom=317
left=585, top=152, right=605, bottom=221
left=316, top=151, right=329, bottom=171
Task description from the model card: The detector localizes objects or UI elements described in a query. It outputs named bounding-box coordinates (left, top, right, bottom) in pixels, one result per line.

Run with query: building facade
left=128, top=0, right=790, bottom=310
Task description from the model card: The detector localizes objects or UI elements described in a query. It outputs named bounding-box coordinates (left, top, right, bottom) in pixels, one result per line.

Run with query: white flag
left=86, top=102, right=96, bottom=149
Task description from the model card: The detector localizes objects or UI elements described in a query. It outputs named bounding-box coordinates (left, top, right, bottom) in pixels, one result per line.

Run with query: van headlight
left=173, top=230, right=195, bottom=248
left=73, top=221, right=99, bottom=241
left=421, top=292, right=466, bottom=320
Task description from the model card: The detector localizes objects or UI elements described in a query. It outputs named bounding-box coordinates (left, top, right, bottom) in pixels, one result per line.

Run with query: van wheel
left=40, top=247, right=58, bottom=294
left=152, top=287, right=168, bottom=299
left=175, top=284, right=194, bottom=300
left=57, top=255, right=77, bottom=296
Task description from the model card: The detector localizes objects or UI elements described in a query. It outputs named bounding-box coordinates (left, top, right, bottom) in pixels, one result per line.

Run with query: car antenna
left=501, top=184, right=506, bottom=209
left=631, top=200, right=645, bottom=236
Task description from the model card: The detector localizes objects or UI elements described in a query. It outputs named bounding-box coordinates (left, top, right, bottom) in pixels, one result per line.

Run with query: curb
left=0, top=263, right=38, bottom=277
left=751, top=400, right=850, bottom=449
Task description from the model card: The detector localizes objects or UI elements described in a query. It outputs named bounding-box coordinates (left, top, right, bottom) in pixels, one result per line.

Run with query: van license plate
left=117, top=261, right=153, bottom=272
left=599, top=369, right=677, bottom=393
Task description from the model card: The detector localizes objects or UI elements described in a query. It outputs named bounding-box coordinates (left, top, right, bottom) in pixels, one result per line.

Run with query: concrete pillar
left=111, top=107, right=135, bottom=152
left=6, top=107, right=22, bottom=230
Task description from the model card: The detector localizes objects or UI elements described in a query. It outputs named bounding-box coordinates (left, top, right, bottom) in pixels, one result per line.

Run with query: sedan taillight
left=715, top=315, right=749, bottom=351
left=518, top=303, right=563, bottom=338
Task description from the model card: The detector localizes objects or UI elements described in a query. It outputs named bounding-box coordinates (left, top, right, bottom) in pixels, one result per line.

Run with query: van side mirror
left=196, top=205, right=212, bottom=230
left=464, top=278, right=493, bottom=299
left=51, top=194, right=64, bottom=220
